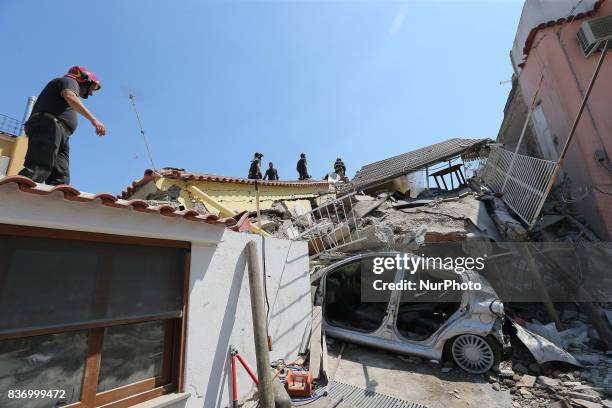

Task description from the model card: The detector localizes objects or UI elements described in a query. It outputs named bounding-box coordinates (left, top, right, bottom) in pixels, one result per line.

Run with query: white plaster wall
left=0, top=183, right=225, bottom=245
left=183, top=233, right=311, bottom=408
left=0, top=183, right=312, bottom=408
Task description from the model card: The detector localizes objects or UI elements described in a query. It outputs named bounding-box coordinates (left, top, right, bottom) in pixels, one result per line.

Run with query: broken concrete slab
left=570, top=399, right=603, bottom=408
left=561, top=381, right=583, bottom=387
left=490, top=197, right=528, bottom=241
left=537, top=376, right=560, bottom=389
left=349, top=198, right=386, bottom=219
left=516, top=375, right=537, bottom=388
left=566, top=391, right=602, bottom=403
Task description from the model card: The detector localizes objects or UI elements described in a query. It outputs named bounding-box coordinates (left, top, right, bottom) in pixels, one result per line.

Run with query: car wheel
left=451, top=334, right=498, bottom=374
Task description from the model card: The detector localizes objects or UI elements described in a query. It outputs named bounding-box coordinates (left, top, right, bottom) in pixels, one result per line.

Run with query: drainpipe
left=20, top=96, right=37, bottom=135
left=246, top=241, right=274, bottom=408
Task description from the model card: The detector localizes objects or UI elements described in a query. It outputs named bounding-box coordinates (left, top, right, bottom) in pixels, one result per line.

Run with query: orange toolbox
left=284, top=369, right=313, bottom=397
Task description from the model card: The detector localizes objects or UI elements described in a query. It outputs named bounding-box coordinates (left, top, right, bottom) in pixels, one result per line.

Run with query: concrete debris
left=537, top=376, right=560, bottom=390
left=500, top=369, right=516, bottom=378
left=516, top=374, right=537, bottom=388
left=565, top=391, right=601, bottom=403
left=279, top=155, right=612, bottom=408
left=570, top=400, right=603, bottom=408
left=525, top=319, right=591, bottom=350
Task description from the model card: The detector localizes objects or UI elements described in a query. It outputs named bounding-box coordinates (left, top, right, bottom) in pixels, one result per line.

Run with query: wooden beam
left=187, top=185, right=271, bottom=236
left=81, top=328, right=104, bottom=407
left=0, top=223, right=190, bottom=249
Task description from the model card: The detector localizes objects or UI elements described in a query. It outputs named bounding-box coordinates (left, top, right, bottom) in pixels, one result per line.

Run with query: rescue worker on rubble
left=334, top=157, right=346, bottom=178
left=263, top=162, right=279, bottom=180
left=296, top=153, right=311, bottom=180
left=18, top=66, right=106, bottom=185
left=248, top=152, right=263, bottom=179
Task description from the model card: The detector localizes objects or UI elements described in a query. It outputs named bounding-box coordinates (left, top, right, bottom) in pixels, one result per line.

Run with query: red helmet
left=65, top=66, right=101, bottom=90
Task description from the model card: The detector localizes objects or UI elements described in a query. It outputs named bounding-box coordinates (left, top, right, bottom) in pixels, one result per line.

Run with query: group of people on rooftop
left=247, top=153, right=346, bottom=181
left=18, top=66, right=348, bottom=187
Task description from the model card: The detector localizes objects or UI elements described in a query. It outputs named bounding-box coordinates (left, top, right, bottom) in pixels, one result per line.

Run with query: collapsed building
left=0, top=2, right=610, bottom=407
left=249, top=132, right=611, bottom=407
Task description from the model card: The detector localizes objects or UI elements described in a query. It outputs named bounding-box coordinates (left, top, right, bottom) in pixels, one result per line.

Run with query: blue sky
left=0, top=1, right=522, bottom=194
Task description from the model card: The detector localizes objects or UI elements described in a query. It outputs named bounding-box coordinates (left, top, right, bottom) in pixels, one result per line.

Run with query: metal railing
left=0, top=114, right=23, bottom=136
left=291, top=192, right=365, bottom=256
left=481, top=146, right=557, bottom=227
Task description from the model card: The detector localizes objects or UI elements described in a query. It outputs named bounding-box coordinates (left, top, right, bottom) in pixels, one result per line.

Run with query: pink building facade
left=508, top=0, right=612, bottom=239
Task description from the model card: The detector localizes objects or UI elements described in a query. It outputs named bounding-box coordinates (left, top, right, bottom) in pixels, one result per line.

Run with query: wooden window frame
left=0, top=224, right=191, bottom=407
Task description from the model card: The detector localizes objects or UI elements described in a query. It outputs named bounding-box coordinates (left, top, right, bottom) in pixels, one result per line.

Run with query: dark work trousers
left=18, top=115, right=71, bottom=185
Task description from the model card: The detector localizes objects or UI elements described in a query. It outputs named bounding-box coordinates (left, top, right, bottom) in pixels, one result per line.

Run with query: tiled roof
left=120, top=168, right=330, bottom=199
left=0, top=175, right=251, bottom=231
left=343, top=138, right=490, bottom=193
left=520, top=0, right=605, bottom=67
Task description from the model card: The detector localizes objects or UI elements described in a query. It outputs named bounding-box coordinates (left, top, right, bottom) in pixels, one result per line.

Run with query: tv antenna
left=128, top=93, right=157, bottom=170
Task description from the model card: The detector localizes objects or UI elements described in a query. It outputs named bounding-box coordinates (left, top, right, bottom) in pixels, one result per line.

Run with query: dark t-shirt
left=249, top=159, right=261, bottom=178
left=31, top=77, right=80, bottom=133
left=264, top=168, right=279, bottom=180
left=297, top=158, right=307, bottom=172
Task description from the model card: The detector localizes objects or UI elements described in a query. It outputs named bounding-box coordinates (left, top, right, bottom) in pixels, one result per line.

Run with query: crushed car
left=313, top=251, right=507, bottom=373
left=313, top=251, right=585, bottom=374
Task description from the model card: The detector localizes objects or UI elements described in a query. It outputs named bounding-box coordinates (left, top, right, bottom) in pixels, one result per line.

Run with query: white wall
left=0, top=182, right=312, bottom=408
left=183, top=233, right=310, bottom=408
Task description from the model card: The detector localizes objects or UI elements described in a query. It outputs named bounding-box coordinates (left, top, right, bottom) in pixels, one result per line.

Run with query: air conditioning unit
left=577, top=14, right=612, bottom=57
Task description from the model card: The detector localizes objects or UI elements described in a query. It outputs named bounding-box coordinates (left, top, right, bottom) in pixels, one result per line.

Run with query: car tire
left=450, top=334, right=500, bottom=374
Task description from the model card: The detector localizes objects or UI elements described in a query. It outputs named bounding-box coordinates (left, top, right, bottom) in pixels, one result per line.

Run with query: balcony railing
left=0, top=114, right=23, bottom=136
left=481, top=146, right=557, bottom=227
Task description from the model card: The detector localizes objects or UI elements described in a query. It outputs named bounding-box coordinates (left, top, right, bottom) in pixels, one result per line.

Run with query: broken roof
left=343, top=138, right=490, bottom=193
left=0, top=175, right=251, bottom=231
left=120, top=168, right=330, bottom=199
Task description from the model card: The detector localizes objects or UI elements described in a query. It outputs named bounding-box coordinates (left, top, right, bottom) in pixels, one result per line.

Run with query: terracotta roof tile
left=119, top=168, right=330, bottom=199
left=0, top=175, right=251, bottom=232
left=519, top=0, right=605, bottom=67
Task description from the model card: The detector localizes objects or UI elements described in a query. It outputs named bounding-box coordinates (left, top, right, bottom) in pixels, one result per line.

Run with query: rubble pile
left=291, top=175, right=611, bottom=408
left=489, top=354, right=612, bottom=408
left=165, top=157, right=609, bottom=408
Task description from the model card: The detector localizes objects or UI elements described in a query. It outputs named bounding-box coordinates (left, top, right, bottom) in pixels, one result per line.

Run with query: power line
left=128, top=93, right=157, bottom=171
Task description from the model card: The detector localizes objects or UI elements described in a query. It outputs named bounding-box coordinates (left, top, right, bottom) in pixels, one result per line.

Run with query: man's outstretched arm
left=62, top=90, right=106, bottom=136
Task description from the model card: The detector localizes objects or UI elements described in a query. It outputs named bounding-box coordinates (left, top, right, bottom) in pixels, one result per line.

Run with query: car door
left=322, top=253, right=402, bottom=335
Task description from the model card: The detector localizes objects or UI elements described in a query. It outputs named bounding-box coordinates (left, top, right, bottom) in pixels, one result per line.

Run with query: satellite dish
left=327, top=172, right=341, bottom=183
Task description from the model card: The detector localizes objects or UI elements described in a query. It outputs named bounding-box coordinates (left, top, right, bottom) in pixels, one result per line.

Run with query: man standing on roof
left=18, top=66, right=106, bottom=185
left=334, top=157, right=346, bottom=178
left=263, top=162, right=279, bottom=180
left=248, top=152, right=263, bottom=179
left=296, top=153, right=311, bottom=180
